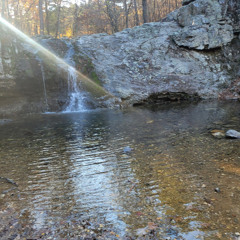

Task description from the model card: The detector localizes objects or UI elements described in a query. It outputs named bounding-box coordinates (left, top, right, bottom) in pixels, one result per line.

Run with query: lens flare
left=0, top=17, right=114, bottom=100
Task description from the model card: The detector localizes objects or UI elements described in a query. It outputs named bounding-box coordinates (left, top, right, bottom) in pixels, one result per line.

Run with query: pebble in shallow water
left=225, top=130, right=240, bottom=139
left=123, top=146, right=133, bottom=153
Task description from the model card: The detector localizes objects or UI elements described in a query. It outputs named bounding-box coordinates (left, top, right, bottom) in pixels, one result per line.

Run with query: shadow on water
left=0, top=100, right=240, bottom=239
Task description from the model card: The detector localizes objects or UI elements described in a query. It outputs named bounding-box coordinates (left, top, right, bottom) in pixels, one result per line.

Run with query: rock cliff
left=72, top=0, right=240, bottom=105
left=0, top=0, right=240, bottom=115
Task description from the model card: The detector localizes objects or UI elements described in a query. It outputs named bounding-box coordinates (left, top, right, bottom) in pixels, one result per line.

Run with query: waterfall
left=63, top=43, right=86, bottom=112
left=39, top=58, right=49, bottom=111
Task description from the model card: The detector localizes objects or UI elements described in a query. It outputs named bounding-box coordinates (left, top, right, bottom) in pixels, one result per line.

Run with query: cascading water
left=63, top=43, right=86, bottom=112
left=38, top=57, right=49, bottom=111
left=0, top=17, right=114, bottom=115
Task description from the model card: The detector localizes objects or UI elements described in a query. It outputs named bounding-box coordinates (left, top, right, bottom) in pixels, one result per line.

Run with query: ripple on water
left=0, top=101, right=240, bottom=239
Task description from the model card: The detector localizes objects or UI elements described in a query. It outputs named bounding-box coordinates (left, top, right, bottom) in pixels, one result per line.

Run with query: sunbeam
left=0, top=17, right=114, bottom=101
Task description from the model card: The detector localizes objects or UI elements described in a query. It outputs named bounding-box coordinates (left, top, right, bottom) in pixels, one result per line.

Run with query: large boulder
left=72, top=20, right=233, bottom=104
left=172, top=0, right=234, bottom=50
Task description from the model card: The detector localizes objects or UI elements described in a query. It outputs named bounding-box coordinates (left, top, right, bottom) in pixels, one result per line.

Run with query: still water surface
left=0, top=101, right=240, bottom=239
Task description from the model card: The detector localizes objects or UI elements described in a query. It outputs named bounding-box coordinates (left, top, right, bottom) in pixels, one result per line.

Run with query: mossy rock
left=73, top=54, right=102, bottom=86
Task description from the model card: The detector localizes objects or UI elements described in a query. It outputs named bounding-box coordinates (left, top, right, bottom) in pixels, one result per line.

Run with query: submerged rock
left=225, top=130, right=240, bottom=139
left=0, top=119, right=12, bottom=125
left=123, top=146, right=133, bottom=153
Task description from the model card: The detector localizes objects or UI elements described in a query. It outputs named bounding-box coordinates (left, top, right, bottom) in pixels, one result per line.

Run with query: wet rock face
left=0, top=29, right=70, bottom=116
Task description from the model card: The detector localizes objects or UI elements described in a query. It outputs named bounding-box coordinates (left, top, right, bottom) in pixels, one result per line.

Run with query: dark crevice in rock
left=176, top=44, right=223, bottom=53
left=182, top=0, right=196, bottom=6
left=133, top=92, right=201, bottom=106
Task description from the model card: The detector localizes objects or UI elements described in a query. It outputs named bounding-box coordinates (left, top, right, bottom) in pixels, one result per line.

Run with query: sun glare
left=0, top=16, right=113, bottom=100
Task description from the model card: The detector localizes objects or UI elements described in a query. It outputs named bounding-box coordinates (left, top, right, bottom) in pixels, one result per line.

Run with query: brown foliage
left=0, top=0, right=182, bottom=36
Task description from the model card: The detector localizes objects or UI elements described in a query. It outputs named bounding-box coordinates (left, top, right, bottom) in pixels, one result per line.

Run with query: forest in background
left=0, top=0, right=182, bottom=37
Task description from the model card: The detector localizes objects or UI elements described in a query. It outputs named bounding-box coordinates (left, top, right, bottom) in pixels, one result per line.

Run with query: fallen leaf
left=174, top=216, right=183, bottom=223
left=148, top=222, right=158, bottom=230
left=210, top=130, right=224, bottom=133
left=136, top=211, right=144, bottom=216
left=146, top=120, right=154, bottom=124
left=201, top=222, right=211, bottom=229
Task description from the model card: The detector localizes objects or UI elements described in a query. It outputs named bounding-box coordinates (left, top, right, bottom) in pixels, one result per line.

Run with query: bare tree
left=105, top=0, right=119, bottom=33
left=1, top=0, right=183, bottom=36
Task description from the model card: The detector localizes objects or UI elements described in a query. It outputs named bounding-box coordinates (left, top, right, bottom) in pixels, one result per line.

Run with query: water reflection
left=0, top=101, right=240, bottom=239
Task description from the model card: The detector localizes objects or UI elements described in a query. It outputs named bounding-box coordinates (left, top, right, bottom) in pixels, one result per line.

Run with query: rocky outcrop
left=70, top=0, right=240, bottom=105
left=69, top=1, right=239, bottom=105
left=0, top=0, right=240, bottom=115
left=172, top=0, right=234, bottom=50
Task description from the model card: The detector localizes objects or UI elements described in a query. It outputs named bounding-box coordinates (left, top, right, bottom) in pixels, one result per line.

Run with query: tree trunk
left=45, top=0, right=50, bottom=35
left=1, top=0, right=5, bottom=17
left=175, top=0, right=178, bottom=9
left=39, top=0, right=44, bottom=34
left=123, top=0, right=128, bottom=28
left=13, top=1, right=18, bottom=26
left=96, top=0, right=104, bottom=33
left=35, top=25, right=38, bottom=35
left=152, top=0, right=156, bottom=21
left=55, top=1, right=61, bottom=38
left=72, top=3, right=78, bottom=36
left=133, top=0, right=139, bottom=26
left=112, top=0, right=118, bottom=32
left=6, top=0, right=10, bottom=19
left=142, top=0, right=148, bottom=23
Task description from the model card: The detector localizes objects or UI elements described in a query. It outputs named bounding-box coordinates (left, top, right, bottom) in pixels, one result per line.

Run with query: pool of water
left=0, top=101, right=240, bottom=239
